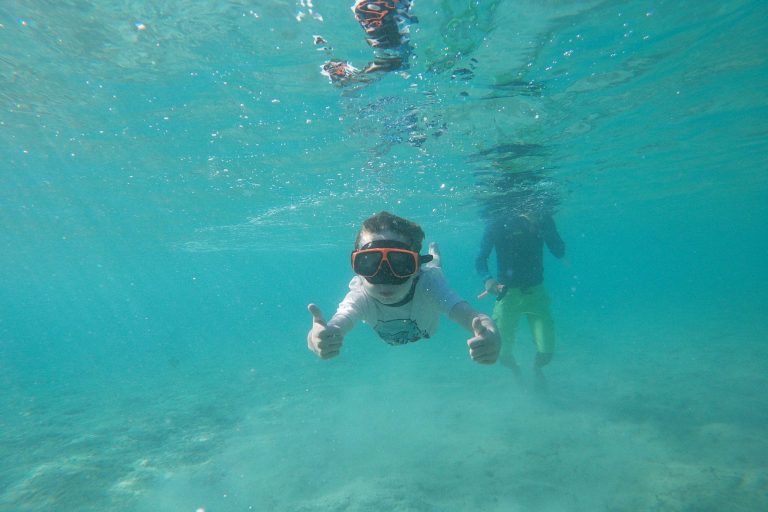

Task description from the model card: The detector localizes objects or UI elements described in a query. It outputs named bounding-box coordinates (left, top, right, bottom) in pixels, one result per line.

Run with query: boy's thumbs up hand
left=467, top=315, right=500, bottom=364
left=308, top=304, right=326, bottom=327
left=307, top=304, right=343, bottom=359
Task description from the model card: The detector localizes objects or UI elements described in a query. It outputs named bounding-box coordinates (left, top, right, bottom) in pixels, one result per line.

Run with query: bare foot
left=428, top=242, right=441, bottom=268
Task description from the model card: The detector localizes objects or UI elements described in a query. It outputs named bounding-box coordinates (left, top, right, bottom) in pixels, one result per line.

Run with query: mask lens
left=364, top=265, right=410, bottom=285
left=353, top=251, right=384, bottom=276
left=387, top=250, right=417, bottom=277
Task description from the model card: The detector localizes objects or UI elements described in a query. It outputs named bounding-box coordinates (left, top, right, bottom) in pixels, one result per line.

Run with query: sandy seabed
left=2, top=322, right=766, bottom=512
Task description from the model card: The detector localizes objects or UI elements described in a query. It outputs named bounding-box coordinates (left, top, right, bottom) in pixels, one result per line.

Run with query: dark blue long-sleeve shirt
left=475, top=214, right=565, bottom=289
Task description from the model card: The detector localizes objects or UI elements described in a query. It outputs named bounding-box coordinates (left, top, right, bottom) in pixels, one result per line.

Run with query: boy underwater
left=307, top=211, right=500, bottom=364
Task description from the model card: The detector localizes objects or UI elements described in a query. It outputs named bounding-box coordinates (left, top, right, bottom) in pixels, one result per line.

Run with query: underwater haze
left=1, top=0, right=767, bottom=511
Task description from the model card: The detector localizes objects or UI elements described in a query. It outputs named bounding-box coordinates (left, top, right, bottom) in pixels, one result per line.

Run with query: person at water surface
left=307, top=211, right=500, bottom=364
left=320, top=0, right=417, bottom=85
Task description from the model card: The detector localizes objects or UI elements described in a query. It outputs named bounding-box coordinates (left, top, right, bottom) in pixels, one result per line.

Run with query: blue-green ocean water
left=1, top=1, right=767, bottom=510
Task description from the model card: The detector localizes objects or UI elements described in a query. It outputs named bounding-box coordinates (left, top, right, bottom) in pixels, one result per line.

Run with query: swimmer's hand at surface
left=307, top=304, right=343, bottom=359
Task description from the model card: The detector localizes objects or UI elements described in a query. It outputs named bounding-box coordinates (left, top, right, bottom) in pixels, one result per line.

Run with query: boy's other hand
left=467, top=315, right=500, bottom=364
left=307, top=304, right=343, bottom=359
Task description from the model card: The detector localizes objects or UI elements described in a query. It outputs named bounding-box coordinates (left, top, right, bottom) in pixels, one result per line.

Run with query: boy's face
left=356, top=229, right=417, bottom=305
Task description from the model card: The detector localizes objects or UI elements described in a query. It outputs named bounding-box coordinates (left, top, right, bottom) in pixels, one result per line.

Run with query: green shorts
left=492, top=284, right=555, bottom=355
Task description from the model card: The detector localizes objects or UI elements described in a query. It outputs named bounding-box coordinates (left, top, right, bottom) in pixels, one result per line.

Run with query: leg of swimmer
left=529, top=313, right=555, bottom=366
left=493, top=300, right=521, bottom=375
left=528, top=310, right=555, bottom=393
left=534, top=351, right=553, bottom=368
left=527, top=287, right=555, bottom=367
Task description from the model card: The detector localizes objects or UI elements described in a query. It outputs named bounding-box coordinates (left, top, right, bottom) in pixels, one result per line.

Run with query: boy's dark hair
left=355, top=211, right=426, bottom=252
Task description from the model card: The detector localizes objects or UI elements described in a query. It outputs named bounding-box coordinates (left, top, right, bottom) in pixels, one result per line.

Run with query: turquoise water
left=1, top=0, right=767, bottom=510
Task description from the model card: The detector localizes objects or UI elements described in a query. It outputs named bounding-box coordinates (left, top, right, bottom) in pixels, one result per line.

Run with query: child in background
left=476, top=207, right=566, bottom=390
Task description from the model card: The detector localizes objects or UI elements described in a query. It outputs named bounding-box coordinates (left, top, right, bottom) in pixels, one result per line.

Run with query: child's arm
left=448, top=301, right=500, bottom=365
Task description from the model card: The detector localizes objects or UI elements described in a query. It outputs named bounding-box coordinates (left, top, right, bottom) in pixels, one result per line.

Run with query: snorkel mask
left=351, top=240, right=433, bottom=285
